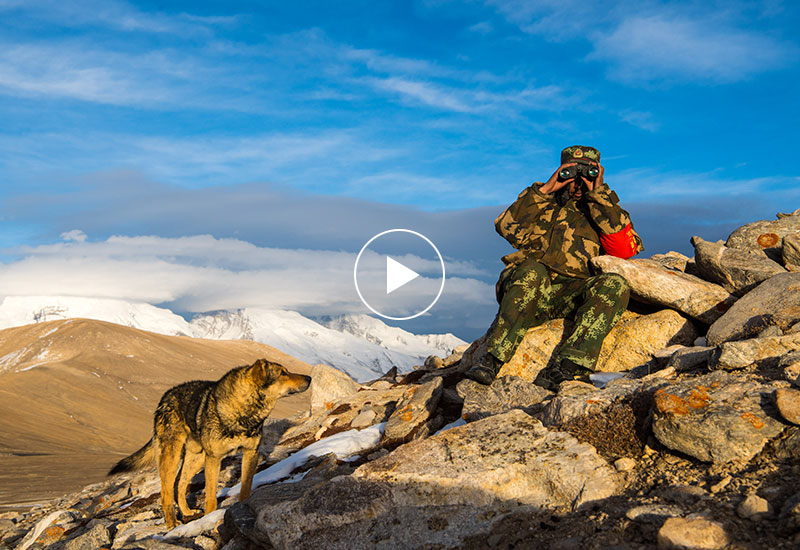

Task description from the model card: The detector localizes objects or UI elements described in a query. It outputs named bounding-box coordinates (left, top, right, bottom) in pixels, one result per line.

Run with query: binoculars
left=558, top=163, right=600, bottom=182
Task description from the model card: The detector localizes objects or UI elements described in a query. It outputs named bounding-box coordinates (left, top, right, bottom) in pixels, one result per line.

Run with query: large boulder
left=309, top=364, right=362, bottom=415
left=651, top=371, right=786, bottom=463
left=691, top=236, right=786, bottom=296
left=497, top=319, right=567, bottom=380
left=707, top=272, right=800, bottom=345
left=712, top=332, right=800, bottom=370
left=357, top=410, right=618, bottom=508
left=595, top=309, right=698, bottom=372
left=590, top=256, right=736, bottom=324
left=726, top=213, right=800, bottom=261
left=498, top=310, right=697, bottom=380
left=255, top=410, right=618, bottom=549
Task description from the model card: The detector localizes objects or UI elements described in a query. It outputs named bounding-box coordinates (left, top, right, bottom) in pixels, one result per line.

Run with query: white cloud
left=0, top=235, right=494, bottom=318
left=618, top=110, right=659, bottom=132
left=589, top=15, right=791, bottom=83
left=360, top=75, right=568, bottom=114
left=0, top=0, right=222, bottom=36
left=486, top=0, right=795, bottom=84
left=0, top=41, right=211, bottom=106
left=467, top=21, right=493, bottom=35
left=60, top=230, right=87, bottom=243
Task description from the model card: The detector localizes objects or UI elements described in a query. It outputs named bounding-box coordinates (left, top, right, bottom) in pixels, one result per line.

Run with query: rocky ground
left=4, top=209, right=800, bottom=550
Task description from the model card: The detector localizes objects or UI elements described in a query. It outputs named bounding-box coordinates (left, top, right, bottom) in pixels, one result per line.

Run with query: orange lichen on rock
left=757, top=233, right=780, bottom=248
left=38, top=526, right=66, bottom=545
left=687, top=389, right=711, bottom=409
left=398, top=405, right=414, bottom=422
left=741, top=412, right=765, bottom=429
left=655, top=389, right=689, bottom=415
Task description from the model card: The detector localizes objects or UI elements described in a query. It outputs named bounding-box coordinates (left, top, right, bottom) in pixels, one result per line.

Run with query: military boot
left=533, top=358, right=591, bottom=391
left=465, top=354, right=502, bottom=385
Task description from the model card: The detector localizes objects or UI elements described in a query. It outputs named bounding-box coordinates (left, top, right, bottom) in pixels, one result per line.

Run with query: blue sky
left=1, top=0, right=799, bottom=338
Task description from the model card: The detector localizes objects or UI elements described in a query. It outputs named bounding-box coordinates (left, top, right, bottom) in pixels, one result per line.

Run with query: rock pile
left=4, top=209, right=800, bottom=549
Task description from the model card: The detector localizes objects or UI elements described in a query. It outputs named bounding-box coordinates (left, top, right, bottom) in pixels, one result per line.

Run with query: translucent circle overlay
left=353, top=229, right=446, bottom=321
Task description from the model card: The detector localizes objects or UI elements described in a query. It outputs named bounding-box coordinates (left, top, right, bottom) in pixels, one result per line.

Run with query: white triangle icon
left=386, top=256, right=420, bottom=294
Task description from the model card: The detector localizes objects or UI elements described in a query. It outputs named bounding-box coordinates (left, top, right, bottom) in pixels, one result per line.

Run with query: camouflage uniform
left=485, top=146, right=643, bottom=371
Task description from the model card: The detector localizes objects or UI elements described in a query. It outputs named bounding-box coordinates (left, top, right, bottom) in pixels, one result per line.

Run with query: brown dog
left=109, top=359, right=311, bottom=529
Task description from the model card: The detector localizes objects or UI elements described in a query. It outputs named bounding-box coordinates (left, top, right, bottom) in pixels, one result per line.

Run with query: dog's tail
left=108, top=437, right=156, bottom=475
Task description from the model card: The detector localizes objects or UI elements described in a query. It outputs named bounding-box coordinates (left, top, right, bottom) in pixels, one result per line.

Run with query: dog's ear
left=250, top=359, right=281, bottom=385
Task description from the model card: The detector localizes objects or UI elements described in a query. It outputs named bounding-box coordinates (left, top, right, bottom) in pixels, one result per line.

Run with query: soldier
left=466, top=145, right=643, bottom=390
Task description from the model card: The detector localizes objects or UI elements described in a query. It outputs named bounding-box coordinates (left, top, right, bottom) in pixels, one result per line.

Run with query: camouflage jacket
left=495, top=183, right=643, bottom=278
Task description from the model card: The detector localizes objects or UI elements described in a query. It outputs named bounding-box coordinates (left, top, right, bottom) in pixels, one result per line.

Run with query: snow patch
left=163, top=508, right=226, bottom=539
left=219, top=422, right=385, bottom=499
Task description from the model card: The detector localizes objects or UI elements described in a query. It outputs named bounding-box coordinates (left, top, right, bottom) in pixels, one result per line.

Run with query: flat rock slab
left=657, top=517, right=729, bottom=550
left=382, top=377, right=443, bottom=445
left=652, top=371, right=786, bottom=463
left=692, top=236, right=786, bottom=296
left=712, top=332, right=800, bottom=370
left=591, top=256, right=736, bottom=324
left=255, top=410, right=618, bottom=550
left=456, top=376, right=552, bottom=421
left=707, top=272, right=800, bottom=345
left=357, top=410, right=618, bottom=509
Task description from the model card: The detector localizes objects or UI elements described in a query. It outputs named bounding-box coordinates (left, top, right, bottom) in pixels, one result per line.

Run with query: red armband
left=599, top=223, right=638, bottom=259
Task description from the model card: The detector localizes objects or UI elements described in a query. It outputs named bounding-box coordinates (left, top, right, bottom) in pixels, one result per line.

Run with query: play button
left=386, top=256, right=419, bottom=294
left=354, top=229, right=446, bottom=321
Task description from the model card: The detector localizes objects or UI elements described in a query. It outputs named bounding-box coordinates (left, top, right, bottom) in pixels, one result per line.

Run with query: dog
left=108, top=358, right=311, bottom=529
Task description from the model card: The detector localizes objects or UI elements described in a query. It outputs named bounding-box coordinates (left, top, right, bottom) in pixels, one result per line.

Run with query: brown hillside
left=0, top=318, right=312, bottom=507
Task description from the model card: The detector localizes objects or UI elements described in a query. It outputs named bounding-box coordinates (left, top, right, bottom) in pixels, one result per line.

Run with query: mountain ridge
left=0, top=296, right=466, bottom=381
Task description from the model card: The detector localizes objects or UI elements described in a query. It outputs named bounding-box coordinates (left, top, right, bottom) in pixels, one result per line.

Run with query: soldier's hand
left=581, top=162, right=604, bottom=192
left=539, top=162, right=576, bottom=194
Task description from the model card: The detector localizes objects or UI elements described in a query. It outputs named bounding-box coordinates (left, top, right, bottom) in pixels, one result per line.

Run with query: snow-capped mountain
left=322, top=314, right=464, bottom=359
left=0, top=296, right=194, bottom=336
left=189, top=309, right=453, bottom=381
left=0, top=296, right=466, bottom=381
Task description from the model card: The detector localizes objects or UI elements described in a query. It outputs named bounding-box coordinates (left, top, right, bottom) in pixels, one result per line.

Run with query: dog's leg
left=157, top=439, right=184, bottom=530
left=239, top=448, right=260, bottom=501
left=203, top=455, right=222, bottom=514
left=177, top=449, right=205, bottom=519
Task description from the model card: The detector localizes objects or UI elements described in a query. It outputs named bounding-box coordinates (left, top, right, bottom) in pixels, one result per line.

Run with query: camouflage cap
left=561, top=145, right=600, bottom=164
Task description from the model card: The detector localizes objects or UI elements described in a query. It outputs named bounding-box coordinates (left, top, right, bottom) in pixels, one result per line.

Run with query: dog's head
left=248, top=358, right=311, bottom=397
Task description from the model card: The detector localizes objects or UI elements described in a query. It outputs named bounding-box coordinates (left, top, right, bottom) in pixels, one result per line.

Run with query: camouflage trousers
left=485, top=258, right=630, bottom=370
